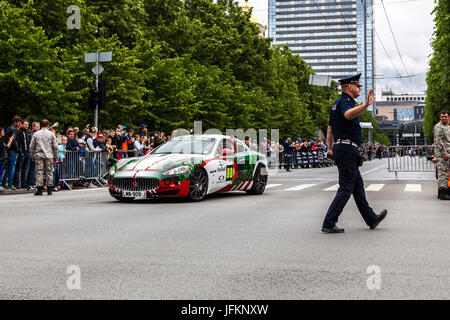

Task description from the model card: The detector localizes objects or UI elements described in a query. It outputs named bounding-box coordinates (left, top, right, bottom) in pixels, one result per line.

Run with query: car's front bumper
left=108, top=171, right=190, bottom=198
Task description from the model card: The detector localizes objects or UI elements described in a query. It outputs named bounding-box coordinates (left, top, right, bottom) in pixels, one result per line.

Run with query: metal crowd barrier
left=278, top=150, right=334, bottom=169
left=56, top=150, right=109, bottom=190
left=387, top=145, right=436, bottom=179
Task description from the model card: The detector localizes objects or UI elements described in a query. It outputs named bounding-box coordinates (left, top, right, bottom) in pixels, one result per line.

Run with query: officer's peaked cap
left=339, top=73, right=362, bottom=87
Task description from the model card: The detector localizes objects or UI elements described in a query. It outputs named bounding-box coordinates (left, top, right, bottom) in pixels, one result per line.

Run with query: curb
left=0, top=189, right=35, bottom=196
left=0, top=186, right=106, bottom=196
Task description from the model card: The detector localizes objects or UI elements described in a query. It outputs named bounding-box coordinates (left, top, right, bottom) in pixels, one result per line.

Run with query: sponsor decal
left=226, top=165, right=233, bottom=181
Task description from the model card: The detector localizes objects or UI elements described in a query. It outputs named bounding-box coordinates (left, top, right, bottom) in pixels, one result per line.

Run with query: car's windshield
left=151, top=137, right=217, bottom=155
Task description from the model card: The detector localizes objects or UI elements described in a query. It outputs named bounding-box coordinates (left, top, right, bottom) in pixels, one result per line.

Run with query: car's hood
left=116, top=153, right=207, bottom=171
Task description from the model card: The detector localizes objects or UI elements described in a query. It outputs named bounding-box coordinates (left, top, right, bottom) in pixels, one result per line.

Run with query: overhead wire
left=380, top=0, right=414, bottom=93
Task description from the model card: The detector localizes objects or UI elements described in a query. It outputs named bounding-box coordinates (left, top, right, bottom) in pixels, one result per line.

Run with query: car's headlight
left=109, top=166, right=116, bottom=176
left=162, top=166, right=191, bottom=176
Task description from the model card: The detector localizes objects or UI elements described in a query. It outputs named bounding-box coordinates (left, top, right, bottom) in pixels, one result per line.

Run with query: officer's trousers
left=323, top=144, right=378, bottom=228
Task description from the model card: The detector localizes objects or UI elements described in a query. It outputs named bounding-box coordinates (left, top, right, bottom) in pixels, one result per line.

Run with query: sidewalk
left=0, top=188, right=35, bottom=196
left=0, top=185, right=104, bottom=196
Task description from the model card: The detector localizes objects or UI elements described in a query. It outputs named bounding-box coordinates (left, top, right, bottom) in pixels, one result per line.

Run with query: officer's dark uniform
left=322, top=74, right=379, bottom=230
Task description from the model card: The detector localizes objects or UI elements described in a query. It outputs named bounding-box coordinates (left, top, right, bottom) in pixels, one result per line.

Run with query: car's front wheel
left=246, top=164, right=268, bottom=195
left=188, top=168, right=208, bottom=201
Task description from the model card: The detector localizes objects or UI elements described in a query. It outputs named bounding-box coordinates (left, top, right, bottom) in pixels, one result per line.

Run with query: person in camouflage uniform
left=29, top=119, right=59, bottom=196
left=433, top=110, right=450, bottom=200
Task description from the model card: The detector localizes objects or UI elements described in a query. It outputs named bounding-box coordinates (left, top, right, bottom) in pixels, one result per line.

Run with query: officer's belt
left=335, top=139, right=358, bottom=148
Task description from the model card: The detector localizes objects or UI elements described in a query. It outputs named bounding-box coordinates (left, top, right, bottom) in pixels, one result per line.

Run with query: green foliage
left=424, top=0, right=450, bottom=140
left=0, top=0, right=340, bottom=141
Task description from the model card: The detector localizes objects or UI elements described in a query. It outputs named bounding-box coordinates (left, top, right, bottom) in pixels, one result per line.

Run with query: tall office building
left=268, top=0, right=374, bottom=104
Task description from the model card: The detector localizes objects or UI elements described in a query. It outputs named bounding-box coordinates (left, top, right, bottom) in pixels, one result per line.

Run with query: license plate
left=122, top=191, right=146, bottom=198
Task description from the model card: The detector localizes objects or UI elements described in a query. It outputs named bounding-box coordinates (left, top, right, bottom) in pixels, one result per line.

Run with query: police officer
left=433, top=109, right=450, bottom=200
left=322, top=73, right=387, bottom=233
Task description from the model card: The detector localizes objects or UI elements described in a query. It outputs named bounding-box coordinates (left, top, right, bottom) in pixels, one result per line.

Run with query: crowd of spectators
left=0, top=116, right=172, bottom=192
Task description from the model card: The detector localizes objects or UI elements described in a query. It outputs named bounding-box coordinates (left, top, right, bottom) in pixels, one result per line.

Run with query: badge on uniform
left=332, top=103, right=337, bottom=111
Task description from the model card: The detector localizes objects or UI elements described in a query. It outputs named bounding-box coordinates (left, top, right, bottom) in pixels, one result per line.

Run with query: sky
left=236, top=0, right=436, bottom=97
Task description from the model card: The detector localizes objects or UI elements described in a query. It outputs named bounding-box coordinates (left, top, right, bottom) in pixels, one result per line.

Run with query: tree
left=0, top=2, right=69, bottom=124
left=0, top=0, right=342, bottom=141
left=424, top=0, right=450, bottom=141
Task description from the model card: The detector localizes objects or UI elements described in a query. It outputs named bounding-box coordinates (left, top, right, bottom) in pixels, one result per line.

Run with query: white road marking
left=365, top=184, right=385, bottom=191
left=361, top=165, right=387, bottom=175
left=284, top=184, right=316, bottom=191
left=323, top=184, right=339, bottom=191
left=405, top=184, right=422, bottom=192
left=265, top=184, right=282, bottom=189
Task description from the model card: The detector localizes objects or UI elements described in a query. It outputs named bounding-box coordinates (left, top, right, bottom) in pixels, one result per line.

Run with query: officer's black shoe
left=47, top=187, right=52, bottom=196
left=438, top=188, right=450, bottom=200
left=370, top=209, right=388, bottom=230
left=34, top=187, right=43, bottom=196
left=321, top=226, right=345, bottom=233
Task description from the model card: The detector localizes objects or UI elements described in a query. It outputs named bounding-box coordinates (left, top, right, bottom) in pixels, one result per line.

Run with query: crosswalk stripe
left=365, top=184, right=385, bottom=192
left=285, top=184, right=316, bottom=191
left=265, top=184, right=282, bottom=189
left=323, top=184, right=339, bottom=191
left=262, top=183, right=427, bottom=193
left=405, top=184, right=421, bottom=192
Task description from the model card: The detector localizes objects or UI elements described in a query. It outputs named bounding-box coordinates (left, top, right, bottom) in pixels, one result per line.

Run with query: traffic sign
left=84, top=52, right=96, bottom=63
left=84, top=51, right=112, bottom=129
left=98, top=51, right=112, bottom=62
left=84, top=51, right=112, bottom=63
left=91, top=64, right=104, bottom=75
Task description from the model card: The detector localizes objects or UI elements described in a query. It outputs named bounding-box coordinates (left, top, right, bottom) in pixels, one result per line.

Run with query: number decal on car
left=226, top=166, right=233, bottom=181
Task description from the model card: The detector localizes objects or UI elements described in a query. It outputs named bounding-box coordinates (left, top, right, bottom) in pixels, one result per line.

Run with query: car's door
left=204, top=138, right=236, bottom=193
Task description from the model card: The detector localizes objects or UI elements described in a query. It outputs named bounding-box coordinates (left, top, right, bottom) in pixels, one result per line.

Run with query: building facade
left=268, top=0, right=374, bottom=103
left=375, top=91, right=426, bottom=145
left=380, top=90, right=426, bottom=102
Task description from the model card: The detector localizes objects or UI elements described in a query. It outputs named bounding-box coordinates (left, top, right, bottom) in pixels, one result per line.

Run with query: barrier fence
left=57, top=150, right=109, bottom=190
left=387, top=145, right=436, bottom=179
left=277, top=150, right=335, bottom=169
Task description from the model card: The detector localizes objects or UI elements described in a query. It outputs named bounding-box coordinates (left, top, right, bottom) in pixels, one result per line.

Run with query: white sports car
left=108, top=134, right=269, bottom=201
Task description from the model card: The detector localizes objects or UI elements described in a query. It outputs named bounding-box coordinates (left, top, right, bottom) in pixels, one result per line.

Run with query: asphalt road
left=0, top=158, right=449, bottom=299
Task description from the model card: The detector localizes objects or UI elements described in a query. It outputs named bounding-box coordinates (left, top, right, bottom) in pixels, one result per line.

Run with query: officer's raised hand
left=343, top=87, right=376, bottom=121
left=365, top=88, right=376, bottom=107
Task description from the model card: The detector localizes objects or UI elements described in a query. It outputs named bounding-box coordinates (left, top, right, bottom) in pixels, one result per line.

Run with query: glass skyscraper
left=268, top=0, right=374, bottom=103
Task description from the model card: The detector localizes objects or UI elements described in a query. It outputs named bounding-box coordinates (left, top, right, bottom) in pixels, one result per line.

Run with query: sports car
left=108, top=134, right=268, bottom=202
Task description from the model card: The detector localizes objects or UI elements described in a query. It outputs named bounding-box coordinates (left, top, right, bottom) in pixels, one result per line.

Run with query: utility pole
left=84, top=51, right=112, bottom=128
